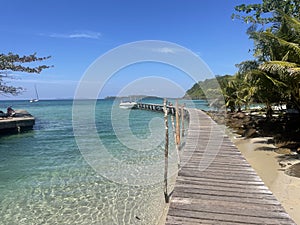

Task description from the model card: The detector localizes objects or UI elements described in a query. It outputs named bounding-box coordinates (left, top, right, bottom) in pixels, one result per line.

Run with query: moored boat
left=119, top=101, right=138, bottom=109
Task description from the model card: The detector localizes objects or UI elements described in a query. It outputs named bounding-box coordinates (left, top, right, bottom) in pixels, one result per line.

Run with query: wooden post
left=171, top=114, right=176, bottom=136
left=181, top=104, right=185, bottom=138
left=171, top=112, right=181, bottom=168
left=175, top=100, right=180, bottom=146
left=163, top=99, right=169, bottom=203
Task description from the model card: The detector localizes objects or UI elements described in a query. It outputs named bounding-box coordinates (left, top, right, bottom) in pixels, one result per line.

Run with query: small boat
left=30, top=99, right=39, bottom=103
left=30, top=84, right=39, bottom=103
left=119, top=101, right=138, bottom=109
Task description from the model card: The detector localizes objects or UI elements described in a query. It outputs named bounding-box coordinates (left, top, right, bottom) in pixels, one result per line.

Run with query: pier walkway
left=165, top=108, right=295, bottom=224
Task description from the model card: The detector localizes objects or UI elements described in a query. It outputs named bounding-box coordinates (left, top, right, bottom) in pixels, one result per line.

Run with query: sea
left=0, top=99, right=209, bottom=225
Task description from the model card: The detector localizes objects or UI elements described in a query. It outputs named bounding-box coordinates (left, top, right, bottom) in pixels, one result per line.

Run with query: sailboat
left=30, top=85, right=39, bottom=103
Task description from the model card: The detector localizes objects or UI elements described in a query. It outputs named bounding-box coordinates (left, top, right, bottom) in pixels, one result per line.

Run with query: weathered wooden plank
left=175, top=181, right=270, bottom=194
left=180, top=162, right=254, bottom=170
left=178, top=170, right=263, bottom=182
left=166, top=215, right=252, bottom=225
left=167, top=209, right=294, bottom=225
left=172, top=190, right=282, bottom=206
left=172, top=186, right=276, bottom=201
left=176, top=178, right=268, bottom=191
left=179, top=167, right=257, bottom=175
left=176, top=176, right=265, bottom=186
left=170, top=197, right=289, bottom=218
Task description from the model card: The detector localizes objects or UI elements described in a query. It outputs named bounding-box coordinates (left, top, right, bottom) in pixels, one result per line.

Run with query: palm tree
left=242, top=13, right=300, bottom=113
left=222, top=73, right=254, bottom=112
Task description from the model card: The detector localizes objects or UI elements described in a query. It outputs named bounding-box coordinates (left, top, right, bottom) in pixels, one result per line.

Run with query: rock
left=233, top=112, right=246, bottom=119
left=243, top=128, right=257, bottom=138
left=235, top=128, right=244, bottom=135
left=285, top=162, right=300, bottom=178
left=275, top=148, right=293, bottom=155
left=229, top=119, right=244, bottom=129
left=279, top=162, right=287, bottom=167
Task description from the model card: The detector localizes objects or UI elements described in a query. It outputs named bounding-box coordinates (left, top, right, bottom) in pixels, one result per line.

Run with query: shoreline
left=229, top=133, right=300, bottom=224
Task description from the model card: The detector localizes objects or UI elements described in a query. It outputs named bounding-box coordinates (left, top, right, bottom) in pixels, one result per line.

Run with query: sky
left=0, top=0, right=258, bottom=100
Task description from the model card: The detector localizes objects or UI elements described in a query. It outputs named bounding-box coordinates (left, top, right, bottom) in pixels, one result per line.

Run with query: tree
left=232, top=0, right=300, bottom=25
left=221, top=72, right=255, bottom=112
left=232, top=12, right=300, bottom=115
left=232, top=0, right=300, bottom=114
left=0, top=53, right=51, bottom=96
left=250, top=14, right=300, bottom=110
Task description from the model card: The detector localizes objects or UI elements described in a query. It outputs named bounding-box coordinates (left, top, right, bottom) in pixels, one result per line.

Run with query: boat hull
left=119, top=102, right=138, bottom=109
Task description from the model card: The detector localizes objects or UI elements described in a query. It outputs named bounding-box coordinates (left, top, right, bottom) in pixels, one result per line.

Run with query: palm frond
left=261, top=32, right=300, bottom=61
left=279, top=14, right=300, bottom=44
left=259, top=61, right=298, bottom=74
left=287, top=67, right=300, bottom=76
left=282, top=51, right=290, bottom=61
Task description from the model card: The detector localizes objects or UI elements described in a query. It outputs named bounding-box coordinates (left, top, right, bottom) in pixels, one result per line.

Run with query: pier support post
left=163, top=99, right=169, bottom=203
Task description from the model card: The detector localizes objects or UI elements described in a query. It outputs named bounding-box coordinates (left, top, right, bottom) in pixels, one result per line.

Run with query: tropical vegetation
left=186, top=0, right=300, bottom=115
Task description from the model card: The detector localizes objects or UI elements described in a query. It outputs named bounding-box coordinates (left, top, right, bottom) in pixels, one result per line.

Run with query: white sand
left=232, top=136, right=300, bottom=224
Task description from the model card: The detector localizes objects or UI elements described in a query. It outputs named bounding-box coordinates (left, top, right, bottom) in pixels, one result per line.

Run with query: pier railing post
left=175, top=100, right=180, bottom=146
left=163, top=98, right=170, bottom=203
left=181, top=104, right=185, bottom=138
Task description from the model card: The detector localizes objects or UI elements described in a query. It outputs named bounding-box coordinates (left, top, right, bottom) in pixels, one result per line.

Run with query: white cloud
left=152, top=47, right=176, bottom=54
left=47, top=31, right=101, bottom=39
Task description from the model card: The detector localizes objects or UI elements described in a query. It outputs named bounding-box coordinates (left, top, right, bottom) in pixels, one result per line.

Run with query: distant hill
left=184, top=75, right=232, bottom=100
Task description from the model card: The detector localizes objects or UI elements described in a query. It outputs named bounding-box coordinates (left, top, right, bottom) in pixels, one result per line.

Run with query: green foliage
left=184, top=82, right=205, bottom=99
left=184, top=75, right=231, bottom=100
left=233, top=12, right=300, bottom=112
left=187, top=5, right=300, bottom=113
left=0, top=53, right=51, bottom=96
left=187, top=13, right=300, bottom=112
left=232, top=0, right=300, bottom=25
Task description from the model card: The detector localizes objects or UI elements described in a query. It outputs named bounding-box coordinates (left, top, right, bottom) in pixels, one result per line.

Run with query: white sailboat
left=30, top=85, right=39, bottom=103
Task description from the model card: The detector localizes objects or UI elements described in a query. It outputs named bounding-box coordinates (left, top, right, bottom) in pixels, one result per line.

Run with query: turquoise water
left=0, top=99, right=206, bottom=224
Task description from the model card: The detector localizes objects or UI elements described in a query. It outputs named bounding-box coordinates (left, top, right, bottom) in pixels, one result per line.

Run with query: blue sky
left=1, top=0, right=257, bottom=100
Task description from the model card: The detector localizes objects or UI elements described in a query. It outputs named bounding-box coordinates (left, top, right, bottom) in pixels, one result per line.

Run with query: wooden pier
left=0, top=110, right=35, bottom=134
left=165, top=108, right=296, bottom=225
left=137, top=102, right=178, bottom=116
left=135, top=102, right=295, bottom=224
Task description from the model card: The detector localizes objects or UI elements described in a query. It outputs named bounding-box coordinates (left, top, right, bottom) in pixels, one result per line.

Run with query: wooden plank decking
left=165, top=108, right=296, bottom=225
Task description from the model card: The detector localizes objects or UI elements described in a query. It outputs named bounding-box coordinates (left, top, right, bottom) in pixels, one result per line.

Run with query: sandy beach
left=231, top=135, right=300, bottom=224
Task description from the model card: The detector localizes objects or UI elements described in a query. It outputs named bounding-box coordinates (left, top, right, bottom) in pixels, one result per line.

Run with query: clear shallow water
left=0, top=99, right=206, bottom=224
